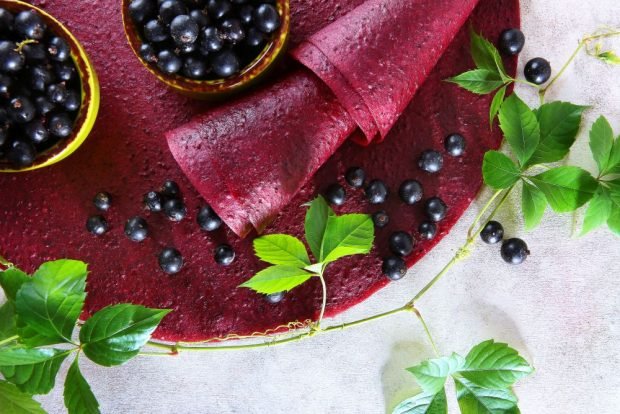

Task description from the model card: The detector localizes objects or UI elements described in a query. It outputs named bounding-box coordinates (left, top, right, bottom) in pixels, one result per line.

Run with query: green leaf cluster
left=0, top=260, right=170, bottom=413
left=393, top=340, right=533, bottom=414
left=240, top=196, right=374, bottom=295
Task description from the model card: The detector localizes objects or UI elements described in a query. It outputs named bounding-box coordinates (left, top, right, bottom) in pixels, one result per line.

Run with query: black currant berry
left=524, top=58, right=551, bottom=85
left=86, top=215, right=109, bottom=236
left=35, top=97, right=55, bottom=115
left=365, top=180, right=388, bottom=204
left=389, top=231, right=414, bottom=257
left=207, top=0, right=232, bottom=20
left=0, top=41, right=24, bottom=73
left=64, top=90, right=80, bottom=112
left=382, top=256, right=406, bottom=281
left=189, top=9, right=210, bottom=27
left=183, top=56, right=208, bottom=79
left=9, top=97, right=36, bottom=123
left=425, top=197, right=447, bottom=222
left=25, top=119, right=49, bottom=144
left=418, top=150, right=443, bottom=173
left=160, top=180, right=180, bottom=197
left=139, top=43, right=158, bottom=63
left=418, top=221, right=437, bottom=240
left=480, top=221, right=504, bottom=244
left=159, top=0, right=188, bottom=24
left=0, top=8, right=13, bottom=33
left=143, top=191, right=163, bottom=212
left=254, top=3, right=280, bottom=34
left=47, top=113, right=73, bottom=137
left=325, top=183, right=346, bottom=206
left=125, top=216, right=149, bottom=242
left=265, top=291, right=285, bottom=304
left=197, top=204, right=223, bottom=231
left=201, top=27, right=224, bottom=53
left=55, top=62, right=77, bottom=82
left=47, top=83, right=69, bottom=105
left=345, top=166, right=365, bottom=188
left=372, top=210, right=389, bottom=228
left=14, top=10, right=47, bottom=40
left=498, top=28, right=525, bottom=56
left=239, top=5, right=254, bottom=25
left=245, top=27, right=264, bottom=47
left=22, top=43, right=46, bottom=62
left=93, top=192, right=112, bottom=211
left=444, top=133, right=466, bottom=157
left=399, top=180, right=423, bottom=205
left=501, top=238, right=530, bottom=265
left=211, top=50, right=239, bottom=78
left=157, top=50, right=182, bottom=74
left=47, top=37, right=70, bottom=62
left=159, top=247, right=184, bottom=274
left=163, top=198, right=187, bottom=221
left=214, top=244, right=235, bottom=266
left=170, top=15, right=200, bottom=46
left=220, top=18, right=245, bottom=44
left=129, top=0, right=156, bottom=24
left=7, top=140, right=36, bottom=167
left=144, top=19, right=169, bottom=43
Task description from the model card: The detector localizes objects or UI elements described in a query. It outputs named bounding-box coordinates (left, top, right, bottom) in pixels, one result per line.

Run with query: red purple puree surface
left=0, top=0, right=519, bottom=341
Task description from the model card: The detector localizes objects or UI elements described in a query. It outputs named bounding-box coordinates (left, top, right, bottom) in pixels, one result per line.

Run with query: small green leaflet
left=489, top=85, right=507, bottom=127
left=320, top=214, right=374, bottom=263
left=498, top=94, right=540, bottom=167
left=392, top=389, right=448, bottom=414
left=79, top=304, right=170, bottom=367
left=0, top=267, right=29, bottom=302
left=608, top=137, right=620, bottom=175
left=64, top=359, right=101, bottom=414
left=0, top=350, right=69, bottom=395
left=596, top=50, right=620, bottom=65
left=470, top=30, right=509, bottom=81
left=530, top=166, right=598, bottom=212
left=482, top=151, right=521, bottom=189
left=581, top=187, right=613, bottom=236
left=447, top=69, right=505, bottom=95
left=589, top=116, right=614, bottom=174
left=239, top=265, right=314, bottom=294
left=304, top=196, right=334, bottom=260
left=455, top=378, right=519, bottom=414
left=521, top=182, right=547, bottom=231
left=406, top=353, right=464, bottom=394
left=0, top=302, right=17, bottom=341
left=253, top=234, right=311, bottom=268
left=606, top=181, right=620, bottom=236
left=0, top=380, right=46, bottom=414
left=0, top=347, right=64, bottom=366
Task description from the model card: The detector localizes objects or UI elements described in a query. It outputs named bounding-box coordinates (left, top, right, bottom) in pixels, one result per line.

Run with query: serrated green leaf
left=406, top=353, right=465, bottom=394
left=0, top=347, right=64, bottom=366
left=597, top=50, right=620, bottom=65
left=607, top=181, right=620, bottom=236
left=482, top=151, right=521, bottom=189
left=498, top=94, right=540, bottom=166
left=447, top=69, right=504, bottom=95
left=15, top=260, right=88, bottom=346
left=581, top=187, right=612, bottom=236
left=64, top=359, right=100, bottom=414
left=455, top=378, right=519, bottom=414
left=79, top=304, right=170, bottom=367
left=526, top=102, right=587, bottom=166
left=589, top=116, right=614, bottom=174
left=253, top=235, right=311, bottom=268
left=606, top=137, right=620, bottom=175
left=0, top=302, right=17, bottom=341
left=470, top=30, right=509, bottom=81
left=304, top=196, right=335, bottom=260
left=0, top=268, right=29, bottom=302
left=0, top=380, right=46, bottom=414
left=1, top=350, right=69, bottom=394
left=489, top=85, right=507, bottom=128
left=459, top=340, right=533, bottom=389
left=240, top=265, right=313, bottom=295
left=522, top=182, right=547, bottom=231
left=320, top=214, right=374, bottom=264
left=392, top=389, right=448, bottom=414
left=530, top=167, right=598, bottom=212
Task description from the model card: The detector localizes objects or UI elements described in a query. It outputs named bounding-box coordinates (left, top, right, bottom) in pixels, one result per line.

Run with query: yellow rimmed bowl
left=121, top=0, right=290, bottom=99
left=0, top=0, right=100, bottom=173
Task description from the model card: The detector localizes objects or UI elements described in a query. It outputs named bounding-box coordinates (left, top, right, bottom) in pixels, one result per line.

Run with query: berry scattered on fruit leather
left=0, top=0, right=518, bottom=342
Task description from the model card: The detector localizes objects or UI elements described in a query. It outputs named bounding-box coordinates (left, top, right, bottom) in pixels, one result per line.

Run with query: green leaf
left=526, top=102, right=587, bottom=166
left=482, top=151, right=521, bottom=189
left=0, top=380, right=46, bottom=414
left=459, top=340, right=533, bottom=389
left=1, top=350, right=69, bottom=394
left=253, top=235, right=311, bottom=268
left=392, top=389, right=448, bottom=414
left=607, top=181, right=620, bottom=236
left=522, top=182, right=547, bottom=231
left=320, top=214, right=374, bottom=263
left=240, top=265, right=313, bottom=294
left=489, top=85, right=507, bottom=127
left=0, top=347, right=64, bottom=366
left=455, top=378, right=519, bottom=414
left=498, top=94, right=540, bottom=166
left=64, top=359, right=101, bottom=414
left=79, top=304, right=170, bottom=367
left=581, top=187, right=612, bottom=236
left=589, top=116, right=614, bottom=174
left=597, top=50, right=620, bottom=65
left=530, top=167, right=599, bottom=212
left=606, top=137, right=620, bottom=175
left=0, top=268, right=29, bottom=302
left=0, top=302, right=17, bottom=341
left=304, top=196, right=334, bottom=260
left=406, top=353, right=465, bottom=394
left=447, top=69, right=504, bottom=95
left=470, top=30, right=509, bottom=81
left=15, top=259, right=88, bottom=346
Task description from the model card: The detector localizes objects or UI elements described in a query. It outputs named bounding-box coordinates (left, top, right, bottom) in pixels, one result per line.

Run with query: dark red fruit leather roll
left=167, top=0, right=480, bottom=237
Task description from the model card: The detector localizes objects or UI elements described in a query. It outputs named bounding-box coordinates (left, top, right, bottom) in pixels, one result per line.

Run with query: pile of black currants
left=0, top=8, right=81, bottom=168
left=128, top=0, right=282, bottom=80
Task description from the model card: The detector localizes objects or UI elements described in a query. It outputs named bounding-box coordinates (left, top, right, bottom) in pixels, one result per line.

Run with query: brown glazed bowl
left=121, top=0, right=291, bottom=99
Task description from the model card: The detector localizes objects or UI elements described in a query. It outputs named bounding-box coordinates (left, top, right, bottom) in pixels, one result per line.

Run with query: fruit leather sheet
left=167, top=0, right=480, bottom=238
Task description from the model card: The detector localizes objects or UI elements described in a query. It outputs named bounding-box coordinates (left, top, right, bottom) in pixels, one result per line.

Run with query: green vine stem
left=412, top=308, right=439, bottom=356
left=316, top=273, right=328, bottom=329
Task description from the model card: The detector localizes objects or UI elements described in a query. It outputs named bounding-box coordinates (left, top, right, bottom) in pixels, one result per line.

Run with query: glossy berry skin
left=211, top=50, right=240, bottom=78
left=345, top=166, right=365, bottom=188
left=163, top=198, right=187, bottom=221
left=372, top=210, right=389, bottom=228
left=159, top=0, right=188, bottom=24
left=25, top=119, right=49, bottom=144
left=22, top=43, right=46, bottom=62
left=86, top=215, right=109, bottom=236
left=207, top=0, right=232, bottom=20
left=214, top=244, right=235, bottom=266
left=143, top=191, right=163, bottom=212
left=220, top=18, right=245, bottom=44
left=524, top=58, right=551, bottom=85
left=418, top=221, right=437, bottom=240
left=64, top=90, right=81, bottom=112
left=129, top=0, right=156, bottom=24
left=480, top=221, right=504, bottom=244
left=47, top=113, right=73, bottom=137
left=35, top=97, right=55, bottom=115
left=30, top=66, right=54, bottom=92
left=14, top=10, right=47, bottom=40
left=425, top=197, right=447, bottom=222
left=160, top=180, right=180, bottom=197
left=444, top=133, right=466, bottom=157
left=0, top=8, right=13, bottom=33
left=418, top=150, right=443, bottom=173
left=125, top=216, right=149, bottom=242
left=189, top=9, right=210, bottom=27
left=365, top=180, right=389, bottom=204
left=55, top=62, right=77, bottom=82
left=399, top=180, right=423, bottom=205
left=245, top=27, right=264, bottom=47
left=501, top=238, right=530, bottom=265
left=183, top=56, right=208, bottom=79
left=47, top=83, right=69, bottom=105
left=0, top=41, right=25, bottom=73
left=201, top=27, right=224, bottom=53
left=253, top=4, right=280, bottom=33
left=265, top=291, right=284, bottom=304
left=389, top=231, right=414, bottom=257
left=47, top=37, right=70, bottom=62
left=157, top=50, right=182, bottom=74
left=159, top=247, right=184, bottom=274
left=170, top=15, right=199, bottom=46
left=144, top=19, right=168, bottom=43
left=498, top=28, right=525, bottom=56
left=93, top=192, right=112, bottom=211
left=382, top=256, right=406, bottom=281
left=239, top=5, right=254, bottom=25
left=139, top=43, right=157, bottom=63
left=325, top=183, right=346, bottom=206
left=197, top=204, right=223, bottom=231
left=9, top=97, right=36, bottom=123
left=7, top=140, right=36, bottom=167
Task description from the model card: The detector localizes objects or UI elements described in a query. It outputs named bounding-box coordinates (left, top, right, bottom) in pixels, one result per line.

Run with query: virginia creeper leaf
left=589, top=116, right=614, bottom=174
left=455, top=378, right=519, bottom=414
left=64, top=358, right=101, bottom=414
left=489, top=85, right=507, bottom=127
left=530, top=167, right=598, bottom=212
left=522, top=182, right=547, bottom=231
left=581, top=187, right=612, bottom=236
left=320, top=214, right=374, bottom=263
left=0, top=350, right=69, bottom=394
left=406, top=353, right=465, bottom=394
left=239, top=265, right=314, bottom=295
left=482, top=151, right=521, bottom=189
left=0, top=268, right=29, bottom=302
left=447, top=69, right=504, bottom=95
left=0, top=380, right=46, bottom=414
left=392, top=389, right=448, bottom=414
left=253, top=235, right=311, bottom=268
left=498, top=94, right=540, bottom=166
left=304, top=196, right=334, bottom=260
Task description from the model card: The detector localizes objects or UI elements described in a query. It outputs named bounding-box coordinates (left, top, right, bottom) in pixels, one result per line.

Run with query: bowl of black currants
left=122, top=0, right=290, bottom=98
left=0, top=0, right=100, bottom=172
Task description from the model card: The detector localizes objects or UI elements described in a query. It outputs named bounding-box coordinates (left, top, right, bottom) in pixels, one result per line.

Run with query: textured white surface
left=34, top=1, right=620, bottom=413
